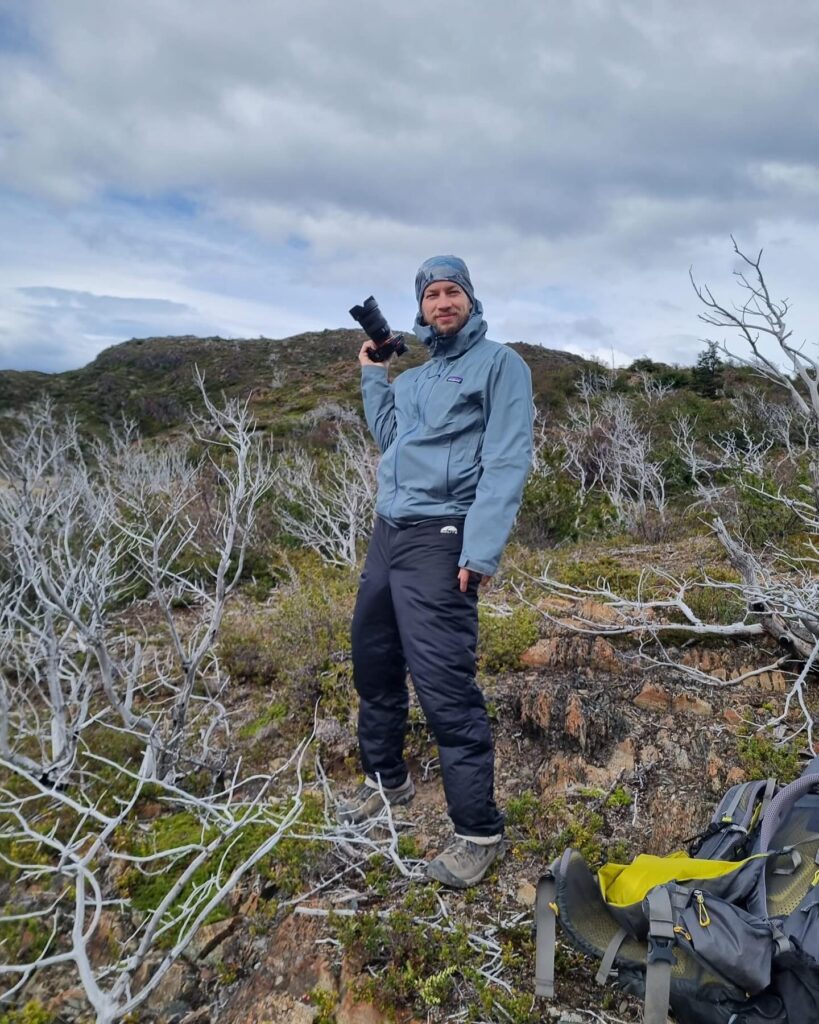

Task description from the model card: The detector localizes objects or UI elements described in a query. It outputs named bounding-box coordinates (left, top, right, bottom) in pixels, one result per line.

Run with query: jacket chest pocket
left=423, top=380, right=483, bottom=433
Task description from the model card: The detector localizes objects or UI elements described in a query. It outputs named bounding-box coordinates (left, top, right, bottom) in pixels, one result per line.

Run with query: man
left=339, top=255, right=533, bottom=888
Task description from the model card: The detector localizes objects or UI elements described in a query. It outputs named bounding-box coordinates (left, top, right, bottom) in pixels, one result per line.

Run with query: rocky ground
left=9, top=557, right=808, bottom=1024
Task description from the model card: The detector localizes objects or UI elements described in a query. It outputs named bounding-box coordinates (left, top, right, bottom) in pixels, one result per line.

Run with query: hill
left=0, top=331, right=590, bottom=436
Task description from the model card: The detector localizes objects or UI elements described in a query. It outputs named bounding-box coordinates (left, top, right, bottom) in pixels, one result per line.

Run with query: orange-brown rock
left=520, top=638, right=558, bottom=667
left=644, top=793, right=702, bottom=855
left=223, top=992, right=316, bottom=1024
left=186, top=917, right=239, bottom=963
left=525, top=687, right=552, bottom=731
left=46, top=987, right=87, bottom=1017
left=607, top=738, right=636, bottom=774
left=576, top=598, right=623, bottom=625
left=634, top=682, right=671, bottom=712
left=671, top=692, right=714, bottom=717
left=535, top=595, right=576, bottom=616
left=520, top=635, right=622, bottom=674
left=86, top=910, right=125, bottom=967
left=538, top=751, right=632, bottom=797
left=516, top=880, right=537, bottom=906
left=723, top=707, right=745, bottom=731
left=589, top=636, right=622, bottom=673
left=538, top=752, right=586, bottom=793
left=137, top=800, right=163, bottom=819
left=260, top=914, right=333, bottom=999
left=761, top=671, right=787, bottom=693
left=564, top=693, right=587, bottom=748
left=146, top=962, right=192, bottom=1008
left=335, top=990, right=420, bottom=1024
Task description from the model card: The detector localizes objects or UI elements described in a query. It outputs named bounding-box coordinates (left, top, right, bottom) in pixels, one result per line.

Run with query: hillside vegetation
left=0, top=331, right=587, bottom=437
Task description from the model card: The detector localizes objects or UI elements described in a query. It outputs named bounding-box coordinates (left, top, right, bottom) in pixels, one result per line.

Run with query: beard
left=433, top=309, right=471, bottom=337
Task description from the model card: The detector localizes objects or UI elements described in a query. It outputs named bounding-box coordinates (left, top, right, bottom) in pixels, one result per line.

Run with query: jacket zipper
left=388, top=361, right=444, bottom=521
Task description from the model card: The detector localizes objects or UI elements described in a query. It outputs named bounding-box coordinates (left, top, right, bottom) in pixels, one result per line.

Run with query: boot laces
left=447, top=838, right=479, bottom=866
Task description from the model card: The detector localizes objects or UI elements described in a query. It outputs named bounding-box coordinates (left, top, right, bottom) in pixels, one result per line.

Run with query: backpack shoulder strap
left=644, top=887, right=676, bottom=1024
left=691, top=778, right=776, bottom=859
left=759, top=774, right=819, bottom=853
left=535, top=871, right=558, bottom=998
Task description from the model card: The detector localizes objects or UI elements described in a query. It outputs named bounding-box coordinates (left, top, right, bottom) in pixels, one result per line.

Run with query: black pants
left=351, top=516, right=503, bottom=838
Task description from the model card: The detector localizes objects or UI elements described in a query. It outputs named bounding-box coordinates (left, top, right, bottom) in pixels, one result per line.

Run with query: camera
left=349, top=296, right=407, bottom=363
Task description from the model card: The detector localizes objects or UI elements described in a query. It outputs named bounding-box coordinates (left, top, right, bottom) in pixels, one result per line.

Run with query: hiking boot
left=425, top=836, right=505, bottom=889
left=337, top=775, right=415, bottom=825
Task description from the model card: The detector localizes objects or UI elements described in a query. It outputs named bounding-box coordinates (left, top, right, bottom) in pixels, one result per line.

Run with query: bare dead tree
left=523, top=245, right=819, bottom=746
left=636, top=370, right=674, bottom=404
left=672, top=412, right=778, bottom=511
left=0, top=735, right=312, bottom=1023
left=692, top=237, right=819, bottom=502
left=560, top=392, right=667, bottom=533
left=274, top=421, right=378, bottom=567
left=302, top=401, right=362, bottom=427
left=0, top=401, right=152, bottom=782
left=0, top=377, right=276, bottom=785
left=0, top=731, right=456, bottom=1023
left=137, top=370, right=277, bottom=780
left=729, top=387, right=817, bottom=465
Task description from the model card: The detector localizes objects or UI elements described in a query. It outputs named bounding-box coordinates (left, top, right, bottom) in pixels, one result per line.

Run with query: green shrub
left=478, top=605, right=539, bottom=674
left=506, top=789, right=623, bottom=867
left=308, top=987, right=337, bottom=1024
left=219, top=555, right=358, bottom=713
left=682, top=568, right=745, bottom=625
left=517, top=466, right=581, bottom=546
left=114, top=793, right=328, bottom=941
left=737, top=734, right=804, bottom=784
left=237, top=701, right=289, bottom=738
left=605, top=786, right=632, bottom=809
left=330, top=887, right=535, bottom=1021
left=734, top=472, right=803, bottom=548
left=552, top=555, right=642, bottom=599
left=0, top=1002, right=52, bottom=1024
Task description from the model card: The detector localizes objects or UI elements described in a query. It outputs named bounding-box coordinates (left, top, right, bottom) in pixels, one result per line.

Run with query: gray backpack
left=535, top=759, right=819, bottom=1023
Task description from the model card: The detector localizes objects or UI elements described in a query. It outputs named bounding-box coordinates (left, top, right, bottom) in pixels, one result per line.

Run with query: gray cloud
left=2, top=286, right=212, bottom=372
left=2, top=1, right=819, bottom=370
left=4, top=1, right=819, bottom=249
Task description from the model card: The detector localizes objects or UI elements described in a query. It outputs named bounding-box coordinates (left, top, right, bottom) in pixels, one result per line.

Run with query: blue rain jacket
left=361, top=299, right=533, bottom=576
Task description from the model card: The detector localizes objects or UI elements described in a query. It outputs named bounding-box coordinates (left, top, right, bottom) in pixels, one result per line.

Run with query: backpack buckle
left=647, top=936, right=675, bottom=965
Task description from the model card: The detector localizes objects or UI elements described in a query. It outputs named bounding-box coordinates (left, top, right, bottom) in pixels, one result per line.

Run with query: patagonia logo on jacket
left=440, top=525, right=459, bottom=535
left=446, top=375, right=463, bottom=383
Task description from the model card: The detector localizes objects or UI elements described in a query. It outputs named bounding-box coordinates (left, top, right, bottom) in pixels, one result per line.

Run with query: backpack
left=534, top=758, right=819, bottom=1023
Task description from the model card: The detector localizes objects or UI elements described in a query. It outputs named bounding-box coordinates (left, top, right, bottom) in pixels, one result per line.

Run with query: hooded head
left=413, top=255, right=486, bottom=356
left=414, top=255, right=475, bottom=310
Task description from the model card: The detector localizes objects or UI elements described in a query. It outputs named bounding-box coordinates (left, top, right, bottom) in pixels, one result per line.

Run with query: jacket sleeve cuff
left=458, top=555, right=497, bottom=576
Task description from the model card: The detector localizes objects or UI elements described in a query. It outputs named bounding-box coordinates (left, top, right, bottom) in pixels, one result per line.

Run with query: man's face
left=421, top=280, right=472, bottom=336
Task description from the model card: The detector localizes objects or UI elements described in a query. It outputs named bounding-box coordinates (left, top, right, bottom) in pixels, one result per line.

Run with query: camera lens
left=349, top=296, right=392, bottom=345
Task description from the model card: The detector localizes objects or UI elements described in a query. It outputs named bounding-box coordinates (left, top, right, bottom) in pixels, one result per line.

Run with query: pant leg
left=391, top=519, right=503, bottom=838
left=351, top=518, right=410, bottom=789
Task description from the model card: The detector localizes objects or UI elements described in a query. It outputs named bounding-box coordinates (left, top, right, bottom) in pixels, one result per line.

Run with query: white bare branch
left=274, top=420, right=378, bottom=567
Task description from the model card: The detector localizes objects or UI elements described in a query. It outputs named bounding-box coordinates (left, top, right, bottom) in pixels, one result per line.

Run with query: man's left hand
left=457, top=568, right=492, bottom=593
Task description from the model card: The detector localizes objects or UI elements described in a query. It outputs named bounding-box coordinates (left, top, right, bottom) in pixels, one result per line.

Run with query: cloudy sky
left=2, top=1, right=819, bottom=373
